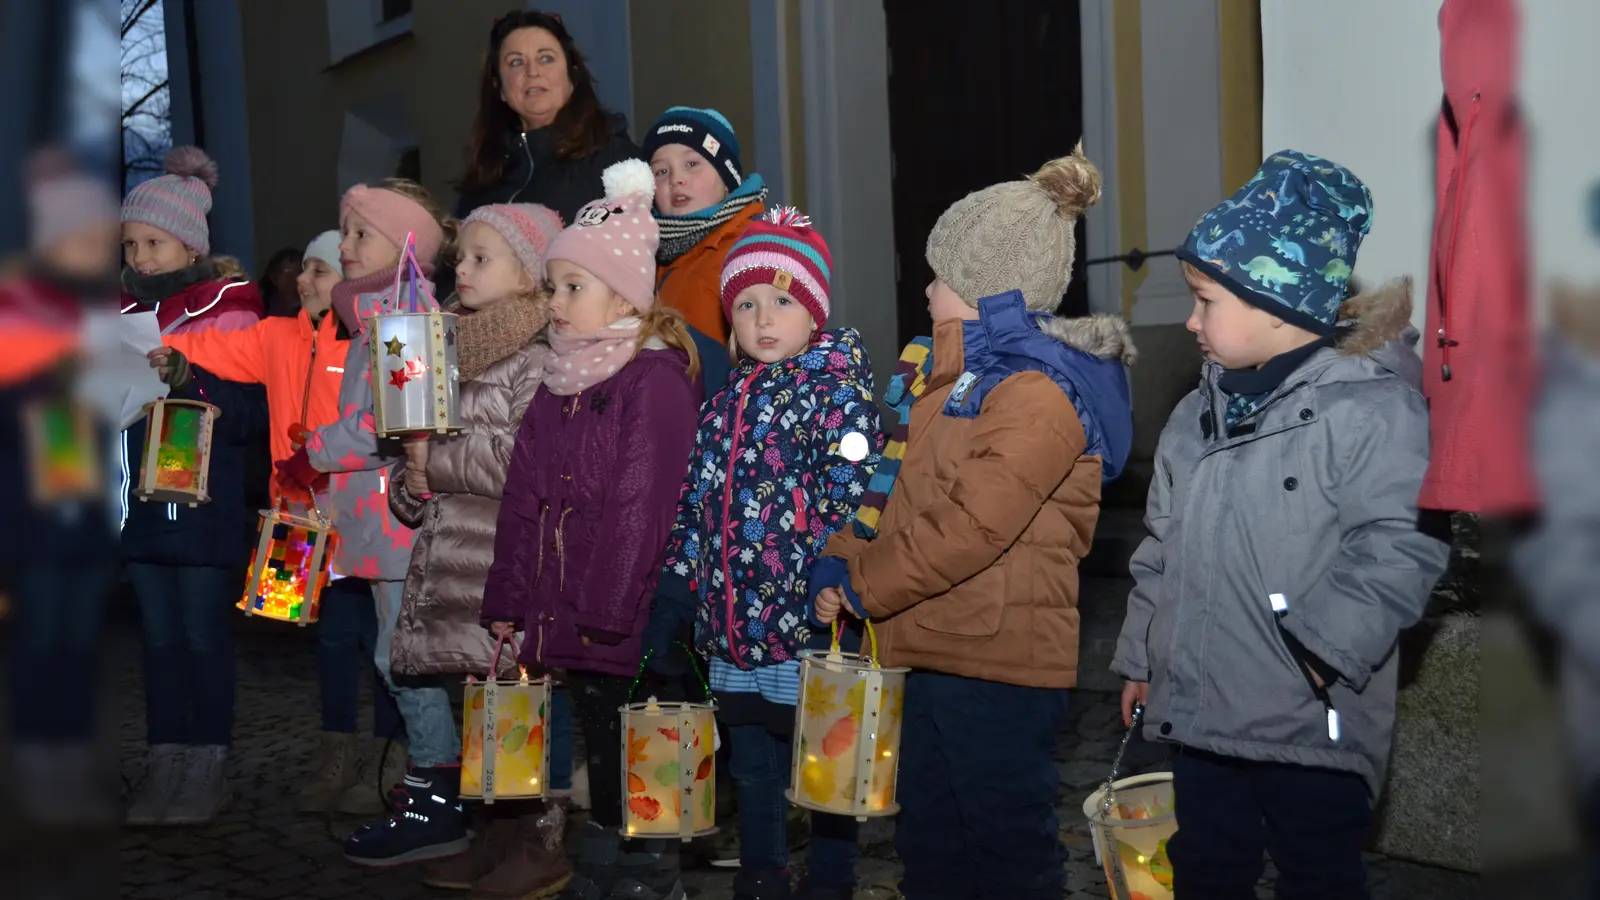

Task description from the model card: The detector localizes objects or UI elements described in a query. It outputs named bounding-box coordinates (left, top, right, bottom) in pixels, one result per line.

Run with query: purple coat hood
left=482, top=345, right=701, bottom=676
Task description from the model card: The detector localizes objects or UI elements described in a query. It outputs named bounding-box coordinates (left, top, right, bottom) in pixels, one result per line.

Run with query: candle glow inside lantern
left=237, top=507, right=338, bottom=625
left=1081, top=773, right=1177, bottom=900
left=133, top=397, right=218, bottom=506
left=367, top=237, right=460, bottom=438
left=460, top=667, right=550, bottom=804
left=620, top=698, right=717, bottom=840
left=788, top=624, right=907, bottom=821
left=24, top=399, right=101, bottom=505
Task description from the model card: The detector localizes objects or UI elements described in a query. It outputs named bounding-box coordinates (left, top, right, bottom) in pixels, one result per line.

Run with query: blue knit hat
left=641, top=106, right=744, bottom=191
left=1175, top=150, right=1372, bottom=335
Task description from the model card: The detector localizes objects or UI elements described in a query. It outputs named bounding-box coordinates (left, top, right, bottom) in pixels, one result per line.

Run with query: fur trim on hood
left=1039, top=312, right=1138, bottom=366
left=1335, top=278, right=1414, bottom=357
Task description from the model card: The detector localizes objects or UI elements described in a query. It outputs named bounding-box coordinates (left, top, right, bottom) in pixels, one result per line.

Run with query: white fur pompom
left=601, top=159, right=655, bottom=202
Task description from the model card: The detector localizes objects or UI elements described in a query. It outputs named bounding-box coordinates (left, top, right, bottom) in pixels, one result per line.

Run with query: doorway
left=884, top=0, right=1087, bottom=345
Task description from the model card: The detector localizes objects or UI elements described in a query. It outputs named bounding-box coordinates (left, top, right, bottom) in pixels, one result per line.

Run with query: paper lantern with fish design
left=1082, top=773, right=1177, bottom=900
left=787, top=631, right=908, bottom=821
left=620, top=699, right=717, bottom=840
left=24, top=398, right=101, bottom=505
left=461, top=669, right=550, bottom=804
left=132, top=397, right=218, bottom=506
left=238, top=506, right=338, bottom=625
left=367, top=311, right=462, bottom=437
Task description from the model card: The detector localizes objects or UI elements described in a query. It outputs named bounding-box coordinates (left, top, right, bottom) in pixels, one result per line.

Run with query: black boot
left=342, top=764, right=470, bottom=868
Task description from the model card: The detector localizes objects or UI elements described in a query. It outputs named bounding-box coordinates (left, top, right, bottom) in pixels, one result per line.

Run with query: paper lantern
left=788, top=624, right=907, bottom=821
left=620, top=699, right=717, bottom=840
left=367, top=311, right=461, bottom=438
left=132, top=397, right=218, bottom=506
left=24, top=398, right=101, bottom=506
left=238, top=507, right=338, bottom=625
left=1082, top=773, right=1177, bottom=900
left=461, top=669, right=551, bottom=804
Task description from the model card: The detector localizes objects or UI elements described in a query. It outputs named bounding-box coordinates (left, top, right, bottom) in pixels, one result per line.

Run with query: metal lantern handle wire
left=1101, top=701, right=1145, bottom=819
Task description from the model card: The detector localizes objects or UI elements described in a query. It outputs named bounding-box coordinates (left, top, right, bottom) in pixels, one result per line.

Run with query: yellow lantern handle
left=829, top=618, right=879, bottom=665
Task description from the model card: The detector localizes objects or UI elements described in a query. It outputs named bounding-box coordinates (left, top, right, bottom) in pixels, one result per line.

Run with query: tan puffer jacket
left=389, top=339, right=548, bottom=676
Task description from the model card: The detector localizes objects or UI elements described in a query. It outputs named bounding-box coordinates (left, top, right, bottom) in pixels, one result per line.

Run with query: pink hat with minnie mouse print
left=545, top=160, right=660, bottom=312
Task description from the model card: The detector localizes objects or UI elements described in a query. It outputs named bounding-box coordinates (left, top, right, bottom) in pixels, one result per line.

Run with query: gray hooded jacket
left=1112, top=281, right=1449, bottom=797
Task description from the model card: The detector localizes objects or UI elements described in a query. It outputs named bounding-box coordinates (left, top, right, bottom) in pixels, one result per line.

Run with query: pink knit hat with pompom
left=464, top=203, right=564, bottom=278
left=546, top=160, right=660, bottom=312
left=121, top=146, right=219, bottom=256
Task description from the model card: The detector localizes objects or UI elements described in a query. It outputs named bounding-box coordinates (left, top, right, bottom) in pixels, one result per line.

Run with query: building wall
left=628, top=0, right=757, bottom=173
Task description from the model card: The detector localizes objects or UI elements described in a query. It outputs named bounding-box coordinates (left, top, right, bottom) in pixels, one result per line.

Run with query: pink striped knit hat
left=464, top=203, right=564, bottom=276
left=121, top=146, right=218, bottom=256
left=720, top=207, right=833, bottom=327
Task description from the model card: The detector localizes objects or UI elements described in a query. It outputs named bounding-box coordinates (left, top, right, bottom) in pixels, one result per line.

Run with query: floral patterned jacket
left=657, top=328, right=884, bottom=669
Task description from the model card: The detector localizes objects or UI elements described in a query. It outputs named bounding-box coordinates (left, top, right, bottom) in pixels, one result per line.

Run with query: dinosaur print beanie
left=1175, top=150, right=1372, bottom=336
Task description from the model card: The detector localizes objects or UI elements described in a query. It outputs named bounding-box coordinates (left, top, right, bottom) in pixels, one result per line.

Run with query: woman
left=452, top=10, right=640, bottom=227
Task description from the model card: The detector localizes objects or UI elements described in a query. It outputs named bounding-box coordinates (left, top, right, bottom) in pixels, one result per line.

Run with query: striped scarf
left=853, top=337, right=935, bottom=538
left=655, top=175, right=768, bottom=266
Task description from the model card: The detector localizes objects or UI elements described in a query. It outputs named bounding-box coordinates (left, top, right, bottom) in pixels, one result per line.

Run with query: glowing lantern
left=132, top=397, right=218, bottom=506
left=460, top=658, right=551, bottom=805
left=1082, top=773, right=1177, bottom=900
left=620, top=698, right=717, bottom=840
left=367, top=237, right=460, bottom=437
left=238, top=506, right=338, bottom=625
left=788, top=622, right=906, bottom=821
left=24, top=398, right=101, bottom=505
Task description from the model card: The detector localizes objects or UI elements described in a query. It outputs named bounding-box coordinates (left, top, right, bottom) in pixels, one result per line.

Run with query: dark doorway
left=884, top=0, right=1086, bottom=346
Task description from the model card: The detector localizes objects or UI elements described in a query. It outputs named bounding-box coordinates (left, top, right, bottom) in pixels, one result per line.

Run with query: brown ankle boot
left=470, top=800, right=573, bottom=899
left=422, top=809, right=517, bottom=890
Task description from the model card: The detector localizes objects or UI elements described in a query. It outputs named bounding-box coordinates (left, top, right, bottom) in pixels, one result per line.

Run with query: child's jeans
left=371, top=579, right=458, bottom=767
left=1169, top=746, right=1371, bottom=899
left=895, top=671, right=1070, bottom=900
left=8, top=561, right=114, bottom=742
left=316, top=576, right=403, bottom=740
left=127, top=563, right=239, bottom=746
left=729, top=722, right=858, bottom=887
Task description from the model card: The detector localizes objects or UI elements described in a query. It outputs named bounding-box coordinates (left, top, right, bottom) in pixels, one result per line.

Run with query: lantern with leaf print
left=787, top=621, right=906, bottom=820
left=461, top=637, right=550, bottom=804
left=619, top=698, right=717, bottom=840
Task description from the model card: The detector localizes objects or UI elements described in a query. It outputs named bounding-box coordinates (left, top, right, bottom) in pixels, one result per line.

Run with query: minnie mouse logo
left=576, top=206, right=611, bottom=227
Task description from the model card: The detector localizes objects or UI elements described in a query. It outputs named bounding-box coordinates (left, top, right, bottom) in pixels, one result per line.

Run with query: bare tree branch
left=121, top=78, right=169, bottom=124
left=121, top=0, right=160, bottom=39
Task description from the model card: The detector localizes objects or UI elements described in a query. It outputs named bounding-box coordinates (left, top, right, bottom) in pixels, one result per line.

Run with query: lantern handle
left=1100, top=702, right=1145, bottom=819
left=627, top=642, right=712, bottom=704
left=829, top=618, right=880, bottom=667
left=487, top=629, right=523, bottom=679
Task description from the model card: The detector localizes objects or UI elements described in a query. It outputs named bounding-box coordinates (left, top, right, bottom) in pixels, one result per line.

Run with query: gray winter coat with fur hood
left=1112, top=281, right=1449, bottom=797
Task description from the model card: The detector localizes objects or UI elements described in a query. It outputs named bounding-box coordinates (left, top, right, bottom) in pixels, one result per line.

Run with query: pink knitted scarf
left=542, top=317, right=643, bottom=395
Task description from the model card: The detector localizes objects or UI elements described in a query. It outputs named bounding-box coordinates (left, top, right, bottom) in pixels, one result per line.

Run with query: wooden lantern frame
left=461, top=672, right=552, bottom=804
left=23, top=398, right=101, bottom=506
left=367, top=310, right=462, bottom=438
left=133, top=397, right=219, bottom=507
left=238, top=506, right=337, bottom=625
left=619, top=700, right=719, bottom=842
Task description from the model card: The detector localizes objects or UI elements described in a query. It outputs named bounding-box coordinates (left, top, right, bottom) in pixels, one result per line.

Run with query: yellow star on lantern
left=385, top=336, right=406, bottom=358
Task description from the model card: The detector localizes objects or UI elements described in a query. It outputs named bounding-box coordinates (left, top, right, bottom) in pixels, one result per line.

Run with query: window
left=327, top=0, right=414, bottom=65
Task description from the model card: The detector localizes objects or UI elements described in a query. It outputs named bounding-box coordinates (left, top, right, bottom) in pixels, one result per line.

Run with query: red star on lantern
left=405, top=357, right=427, bottom=378
left=389, top=367, right=411, bottom=389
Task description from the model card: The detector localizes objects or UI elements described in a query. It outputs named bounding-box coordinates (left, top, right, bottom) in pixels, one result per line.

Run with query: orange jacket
left=163, top=309, right=349, bottom=501
left=656, top=202, right=766, bottom=345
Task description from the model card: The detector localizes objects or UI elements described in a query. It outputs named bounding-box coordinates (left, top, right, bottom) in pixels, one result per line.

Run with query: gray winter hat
left=925, top=142, right=1101, bottom=312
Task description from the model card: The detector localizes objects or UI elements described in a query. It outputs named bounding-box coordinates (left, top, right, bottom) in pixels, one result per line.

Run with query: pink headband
left=340, top=185, right=445, bottom=265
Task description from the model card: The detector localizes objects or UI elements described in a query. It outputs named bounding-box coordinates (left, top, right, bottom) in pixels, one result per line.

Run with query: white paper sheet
left=74, top=309, right=168, bottom=430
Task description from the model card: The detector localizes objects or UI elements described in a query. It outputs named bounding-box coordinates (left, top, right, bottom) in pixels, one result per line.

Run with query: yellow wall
left=1113, top=1, right=1147, bottom=318
left=628, top=0, right=757, bottom=171
left=1217, top=0, right=1263, bottom=191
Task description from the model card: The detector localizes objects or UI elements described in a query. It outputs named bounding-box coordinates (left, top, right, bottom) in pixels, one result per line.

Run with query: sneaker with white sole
left=342, top=765, right=470, bottom=868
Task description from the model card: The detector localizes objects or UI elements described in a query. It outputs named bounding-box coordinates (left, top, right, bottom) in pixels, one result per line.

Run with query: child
left=382, top=202, right=571, bottom=897
left=646, top=106, right=769, bottom=401
left=148, top=231, right=406, bottom=816
left=1111, top=151, right=1449, bottom=899
left=651, top=207, right=883, bottom=900
left=810, top=147, right=1136, bottom=900
left=272, top=179, right=465, bottom=866
left=481, top=160, right=701, bottom=900
left=119, top=146, right=268, bottom=827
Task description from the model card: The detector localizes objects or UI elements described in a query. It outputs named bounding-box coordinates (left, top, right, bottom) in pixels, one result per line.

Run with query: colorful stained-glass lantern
left=133, top=397, right=218, bottom=506
left=368, top=311, right=461, bottom=437
left=620, top=699, right=717, bottom=841
left=461, top=669, right=551, bottom=804
left=24, top=398, right=101, bottom=505
left=788, top=624, right=906, bottom=821
left=238, top=507, right=338, bottom=625
left=1082, top=773, right=1177, bottom=900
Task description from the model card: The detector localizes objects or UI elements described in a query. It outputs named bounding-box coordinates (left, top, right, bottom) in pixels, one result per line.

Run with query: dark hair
left=459, top=10, right=614, bottom=193
left=258, top=247, right=301, bottom=293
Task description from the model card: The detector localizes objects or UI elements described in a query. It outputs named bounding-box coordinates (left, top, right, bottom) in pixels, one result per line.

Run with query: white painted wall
left=1261, top=0, right=1600, bottom=331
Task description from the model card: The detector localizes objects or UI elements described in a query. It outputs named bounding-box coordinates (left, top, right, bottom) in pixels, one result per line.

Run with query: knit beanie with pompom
left=464, top=203, right=565, bottom=280
left=546, top=159, right=661, bottom=313
left=925, top=143, right=1101, bottom=312
left=27, top=147, right=117, bottom=253
left=120, top=146, right=219, bottom=256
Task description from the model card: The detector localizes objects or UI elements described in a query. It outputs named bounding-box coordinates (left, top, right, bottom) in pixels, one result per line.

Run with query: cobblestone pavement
left=113, top=609, right=1481, bottom=899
